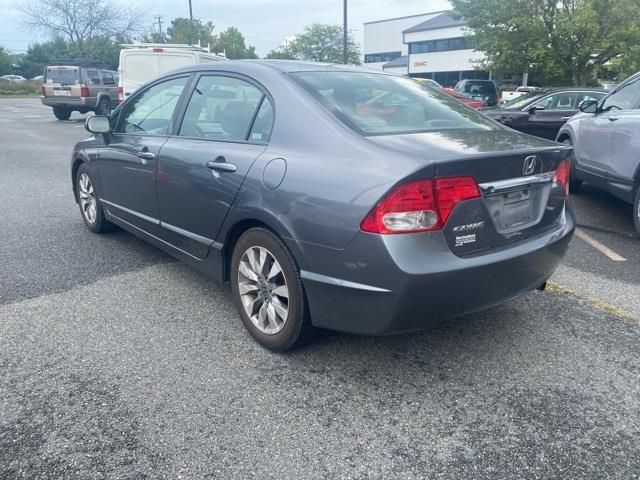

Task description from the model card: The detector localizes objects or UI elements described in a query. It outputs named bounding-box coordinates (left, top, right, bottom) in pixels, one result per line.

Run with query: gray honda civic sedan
left=72, top=60, right=574, bottom=351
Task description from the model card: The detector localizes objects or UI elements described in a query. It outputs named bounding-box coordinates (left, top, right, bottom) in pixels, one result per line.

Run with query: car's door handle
left=137, top=151, right=156, bottom=163
left=561, top=116, right=571, bottom=121
left=608, top=116, right=619, bottom=122
left=206, top=158, right=237, bottom=173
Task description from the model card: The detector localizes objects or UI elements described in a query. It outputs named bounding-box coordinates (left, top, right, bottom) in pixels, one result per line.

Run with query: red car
left=414, top=79, right=486, bottom=109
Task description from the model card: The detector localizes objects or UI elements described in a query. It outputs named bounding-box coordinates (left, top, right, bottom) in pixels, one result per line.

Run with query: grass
left=0, top=79, right=41, bottom=97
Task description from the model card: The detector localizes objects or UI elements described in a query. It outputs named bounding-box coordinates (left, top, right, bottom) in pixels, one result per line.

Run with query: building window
left=409, top=37, right=476, bottom=55
left=364, top=51, right=401, bottom=63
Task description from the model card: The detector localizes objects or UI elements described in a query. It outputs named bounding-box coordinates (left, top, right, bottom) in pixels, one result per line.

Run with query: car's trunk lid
left=368, top=129, right=571, bottom=254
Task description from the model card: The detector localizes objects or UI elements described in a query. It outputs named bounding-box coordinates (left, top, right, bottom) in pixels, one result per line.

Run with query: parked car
left=31, top=75, right=44, bottom=82
left=454, top=79, right=500, bottom=106
left=557, top=72, right=640, bottom=234
left=41, top=65, right=119, bottom=120
left=482, top=88, right=606, bottom=140
left=0, top=74, right=26, bottom=82
left=72, top=61, right=574, bottom=351
left=118, top=43, right=226, bottom=103
left=501, top=86, right=542, bottom=103
left=414, top=78, right=485, bottom=108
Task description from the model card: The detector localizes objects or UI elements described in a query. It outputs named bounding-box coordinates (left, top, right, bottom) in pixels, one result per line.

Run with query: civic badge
left=523, top=155, right=539, bottom=175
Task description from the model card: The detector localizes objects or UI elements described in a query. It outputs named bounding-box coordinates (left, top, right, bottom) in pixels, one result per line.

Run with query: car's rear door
left=156, top=73, right=274, bottom=259
left=524, top=92, right=578, bottom=140
left=98, top=75, right=191, bottom=234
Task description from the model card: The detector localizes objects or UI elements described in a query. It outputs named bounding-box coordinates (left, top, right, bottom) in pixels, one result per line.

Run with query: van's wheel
left=53, top=106, right=71, bottom=121
left=95, top=98, right=111, bottom=116
left=230, top=228, right=314, bottom=352
left=633, top=188, right=640, bottom=236
left=561, top=138, right=582, bottom=192
left=76, top=164, right=113, bottom=233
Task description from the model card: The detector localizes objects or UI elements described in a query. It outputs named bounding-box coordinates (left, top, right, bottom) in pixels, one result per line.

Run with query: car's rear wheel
left=230, top=228, right=314, bottom=352
left=53, top=106, right=71, bottom=121
left=633, top=187, right=640, bottom=236
left=96, top=98, right=111, bottom=116
left=76, top=164, right=112, bottom=233
left=561, top=138, right=582, bottom=192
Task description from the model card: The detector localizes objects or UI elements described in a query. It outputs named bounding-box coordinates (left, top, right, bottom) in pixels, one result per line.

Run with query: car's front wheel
left=53, top=106, right=71, bottom=121
left=230, top=228, right=314, bottom=352
left=76, top=164, right=112, bottom=233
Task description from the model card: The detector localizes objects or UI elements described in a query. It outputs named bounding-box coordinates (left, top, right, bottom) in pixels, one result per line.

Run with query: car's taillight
left=554, top=159, right=570, bottom=196
left=360, top=176, right=480, bottom=234
left=80, top=84, right=89, bottom=97
left=117, top=86, right=124, bottom=105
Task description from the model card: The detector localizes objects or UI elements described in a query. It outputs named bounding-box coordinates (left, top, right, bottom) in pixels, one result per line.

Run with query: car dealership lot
left=1, top=98, right=639, bottom=478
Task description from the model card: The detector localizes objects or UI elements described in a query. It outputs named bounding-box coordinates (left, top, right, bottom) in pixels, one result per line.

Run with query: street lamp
left=343, top=0, right=348, bottom=64
left=189, top=0, right=193, bottom=21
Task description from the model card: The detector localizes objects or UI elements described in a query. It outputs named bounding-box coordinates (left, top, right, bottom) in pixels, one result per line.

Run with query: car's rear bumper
left=41, top=96, right=97, bottom=109
left=295, top=207, right=574, bottom=335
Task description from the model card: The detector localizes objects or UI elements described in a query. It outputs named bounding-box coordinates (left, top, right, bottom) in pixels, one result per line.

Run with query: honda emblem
left=523, top=155, right=538, bottom=175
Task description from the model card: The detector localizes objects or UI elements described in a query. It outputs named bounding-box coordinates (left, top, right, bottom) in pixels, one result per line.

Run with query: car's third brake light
left=360, top=176, right=480, bottom=234
left=554, top=159, right=570, bottom=196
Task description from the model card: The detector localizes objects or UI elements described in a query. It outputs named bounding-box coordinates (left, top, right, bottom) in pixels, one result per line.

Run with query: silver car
left=557, top=71, right=640, bottom=234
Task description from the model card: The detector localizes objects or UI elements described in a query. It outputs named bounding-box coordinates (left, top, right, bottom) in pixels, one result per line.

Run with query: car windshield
left=457, top=81, right=497, bottom=94
left=45, top=67, right=81, bottom=85
left=500, top=91, right=548, bottom=110
left=291, top=71, right=499, bottom=136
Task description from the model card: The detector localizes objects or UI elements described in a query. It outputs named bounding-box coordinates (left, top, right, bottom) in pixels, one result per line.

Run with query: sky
left=0, top=0, right=451, bottom=56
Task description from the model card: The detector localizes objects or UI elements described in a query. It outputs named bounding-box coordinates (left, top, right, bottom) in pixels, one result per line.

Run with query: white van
left=117, top=44, right=226, bottom=102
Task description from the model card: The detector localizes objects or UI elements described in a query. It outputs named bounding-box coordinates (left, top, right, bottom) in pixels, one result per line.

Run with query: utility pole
left=342, top=0, right=348, bottom=64
left=188, top=0, right=193, bottom=21
left=154, top=15, right=164, bottom=41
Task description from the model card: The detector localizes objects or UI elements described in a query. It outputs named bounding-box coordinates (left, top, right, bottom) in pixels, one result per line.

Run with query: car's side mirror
left=579, top=99, right=598, bottom=113
left=85, top=115, right=111, bottom=135
left=528, top=105, right=545, bottom=114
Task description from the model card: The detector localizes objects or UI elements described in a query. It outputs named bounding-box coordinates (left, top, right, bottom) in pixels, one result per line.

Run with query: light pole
left=189, top=0, right=193, bottom=21
left=342, top=0, right=348, bottom=64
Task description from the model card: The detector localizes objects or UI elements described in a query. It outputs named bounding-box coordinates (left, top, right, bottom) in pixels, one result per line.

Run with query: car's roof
left=175, top=59, right=392, bottom=75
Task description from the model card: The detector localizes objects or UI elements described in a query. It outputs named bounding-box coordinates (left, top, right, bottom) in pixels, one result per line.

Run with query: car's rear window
left=457, top=81, right=497, bottom=94
left=45, top=67, right=81, bottom=85
left=291, top=71, right=498, bottom=136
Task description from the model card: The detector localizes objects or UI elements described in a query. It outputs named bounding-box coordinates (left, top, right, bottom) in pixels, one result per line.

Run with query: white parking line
left=575, top=228, right=626, bottom=262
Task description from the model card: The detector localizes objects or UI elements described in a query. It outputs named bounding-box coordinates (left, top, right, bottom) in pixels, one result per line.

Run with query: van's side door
left=156, top=74, right=275, bottom=259
left=97, top=75, right=191, bottom=234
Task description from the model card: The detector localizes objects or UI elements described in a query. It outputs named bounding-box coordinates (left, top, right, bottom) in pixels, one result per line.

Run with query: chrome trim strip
left=479, top=172, right=555, bottom=194
left=160, top=221, right=213, bottom=246
left=300, top=271, right=392, bottom=293
left=100, top=199, right=159, bottom=225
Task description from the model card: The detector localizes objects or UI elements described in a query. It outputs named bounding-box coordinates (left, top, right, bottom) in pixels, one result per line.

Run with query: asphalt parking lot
left=1, top=98, right=639, bottom=479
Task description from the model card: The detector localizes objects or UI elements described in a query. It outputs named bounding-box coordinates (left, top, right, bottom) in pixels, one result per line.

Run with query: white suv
left=557, top=72, right=640, bottom=234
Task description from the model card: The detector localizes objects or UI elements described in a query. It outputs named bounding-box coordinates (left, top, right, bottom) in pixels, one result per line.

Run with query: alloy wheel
left=237, top=246, right=289, bottom=335
left=78, top=173, right=97, bottom=224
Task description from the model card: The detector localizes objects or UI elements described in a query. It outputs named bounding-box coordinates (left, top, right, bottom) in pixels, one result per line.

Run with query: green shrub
left=0, top=79, right=41, bottom=96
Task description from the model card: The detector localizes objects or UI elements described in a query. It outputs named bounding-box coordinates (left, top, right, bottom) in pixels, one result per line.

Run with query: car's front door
left=600, top=77, right=640, bottom=200
left=524, top=92, right=579, bottom=140
left=98, top=75, right=191, bottom=233
left=156, top=74, right=275, bottom=259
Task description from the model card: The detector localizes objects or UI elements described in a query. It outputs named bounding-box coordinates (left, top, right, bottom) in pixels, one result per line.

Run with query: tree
left=18, top=0, right=143, bottom=57
left=0, top=46, right=13, bottom=75
left=216, top=27, right=257, bottom=59
left=265, top=39, right=296, bottom=60
left=166, top=18, right=216, bottom=48
left=288, top=23, right=361, bottom=64
left=450, top=0, right=640, bottom=86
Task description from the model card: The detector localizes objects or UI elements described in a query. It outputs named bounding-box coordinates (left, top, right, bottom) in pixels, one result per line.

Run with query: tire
left=95, top=98, right=111, bottom=116
left=230, top=228, right=314, bottom=352
left=53, top=106, right=71, bottom=121
left=75, top=164, right=113, bottom=233
left=633, top=187, right=640, bottom=236
left=561, top=138, right=582, bottom=193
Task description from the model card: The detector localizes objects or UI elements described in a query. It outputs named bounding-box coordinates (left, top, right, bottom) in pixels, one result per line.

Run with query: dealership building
left=363, top=10, right=490, bottom=87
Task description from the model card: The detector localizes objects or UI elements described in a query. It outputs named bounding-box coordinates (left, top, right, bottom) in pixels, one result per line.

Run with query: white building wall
left=408, top=49, right=485, bottom=75
left=404, top=25, right=471, bottom=44
left=364, top=13, right=440, bottom=54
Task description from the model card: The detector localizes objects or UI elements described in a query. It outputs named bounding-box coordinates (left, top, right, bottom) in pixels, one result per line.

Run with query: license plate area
left=54, top=89, right=71, bottom=96
left=483, top=185, right=549, bottom=234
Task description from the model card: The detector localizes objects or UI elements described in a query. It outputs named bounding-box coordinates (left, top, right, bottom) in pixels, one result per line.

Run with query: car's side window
left=579, top=92, right=605, bottom=105
left=532, top=92, right=578, bottom=110
left=249, top=99, right=274, bottom=142
left=101, top=72, right=115, bottom=86
left=179, top=75, right=267, bottom=142
left=601, top=79, right=640, bottom=111
left=114, top=77, right=189, bottom=136
left=86, top=69, right=101, bottom=86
